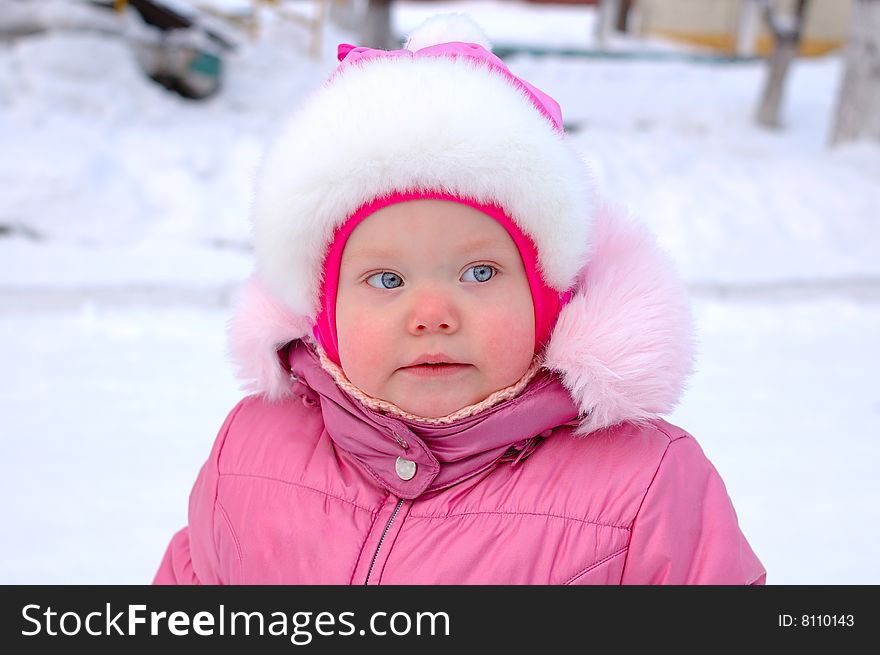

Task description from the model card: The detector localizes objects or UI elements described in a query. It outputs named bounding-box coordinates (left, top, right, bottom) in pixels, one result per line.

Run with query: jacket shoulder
left=518, top=418, right=695, bottom=527
left=214, top=383, right=326, bottom=479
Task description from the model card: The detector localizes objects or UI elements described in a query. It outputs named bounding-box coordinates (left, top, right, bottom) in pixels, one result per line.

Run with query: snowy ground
left=1, top=0, right=879, bottom=584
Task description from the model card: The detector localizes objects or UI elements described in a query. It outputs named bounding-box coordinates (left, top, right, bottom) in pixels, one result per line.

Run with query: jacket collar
left=287, top=340, right=580, bottom=499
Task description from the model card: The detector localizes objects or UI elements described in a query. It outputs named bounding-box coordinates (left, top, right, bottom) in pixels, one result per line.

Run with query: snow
left=1, top=0, right=878, bottom=584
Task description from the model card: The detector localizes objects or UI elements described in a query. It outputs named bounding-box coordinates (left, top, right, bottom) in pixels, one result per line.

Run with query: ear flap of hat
left=227, top=276, right=312, bottom=400
left=543, top=204, right=696, bottom=435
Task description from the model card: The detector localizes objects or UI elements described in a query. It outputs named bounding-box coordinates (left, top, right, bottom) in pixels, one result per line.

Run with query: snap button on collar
left=393, top=432, right=409, bottom=450
left=395, top=457, right=417, bottom=481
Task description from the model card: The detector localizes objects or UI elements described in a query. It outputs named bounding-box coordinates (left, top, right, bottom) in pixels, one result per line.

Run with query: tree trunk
left=755, top=0, right=810, bottom=128
left=362, top=0, right=394, bottom=50
left=595, top=0, right=620, bottom=49
left=755, top=33, right=799, bottom=127
left=831, top=0, right=880, bottom=145
left=330, top=0, right=364, bottom=33
left=616, top=0, right=634, bottom=33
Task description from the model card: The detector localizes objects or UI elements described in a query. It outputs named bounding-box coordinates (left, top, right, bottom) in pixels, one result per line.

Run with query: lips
left=404, top=353, right=461, bottom=367
left=399, top=354, right=471, bottom=377
left=399, top=362, right=471, bottom=378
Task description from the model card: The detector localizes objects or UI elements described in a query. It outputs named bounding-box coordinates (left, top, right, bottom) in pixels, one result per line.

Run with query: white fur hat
left=251, top=13, right=596, bottom=319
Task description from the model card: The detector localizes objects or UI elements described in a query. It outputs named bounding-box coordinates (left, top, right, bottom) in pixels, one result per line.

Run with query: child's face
left=336, top=199, right=535, bottom=418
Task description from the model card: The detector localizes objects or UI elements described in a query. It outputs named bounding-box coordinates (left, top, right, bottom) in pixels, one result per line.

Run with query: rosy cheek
left=338, top=306, right=396, bottom=389
left=477, top=306, right=534, bottom=373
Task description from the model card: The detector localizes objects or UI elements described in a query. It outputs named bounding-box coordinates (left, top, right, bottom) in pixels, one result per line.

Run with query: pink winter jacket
left=154, top=208, right=766, bottom=585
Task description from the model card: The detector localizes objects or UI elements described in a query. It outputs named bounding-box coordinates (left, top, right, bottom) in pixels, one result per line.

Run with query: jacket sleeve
left=152, top=399, right=248, bottom=585
left=153, top=527, right=200, bottom=584
left=620, top=435, right=766, bottom=585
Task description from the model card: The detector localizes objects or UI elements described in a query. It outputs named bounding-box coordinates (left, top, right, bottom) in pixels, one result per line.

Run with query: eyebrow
left=346, top=238, right=508, bottom=262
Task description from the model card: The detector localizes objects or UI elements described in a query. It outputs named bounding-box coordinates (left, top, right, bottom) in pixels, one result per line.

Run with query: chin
left=395, top=394, right=474, bottom=419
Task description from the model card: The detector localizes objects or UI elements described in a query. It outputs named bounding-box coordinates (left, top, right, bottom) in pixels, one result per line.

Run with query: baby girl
left=154, top=15, right=765, bottom=585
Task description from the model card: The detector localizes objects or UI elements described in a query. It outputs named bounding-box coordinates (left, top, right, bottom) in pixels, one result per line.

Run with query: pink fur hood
left=228, top=203, right=695, bottom=435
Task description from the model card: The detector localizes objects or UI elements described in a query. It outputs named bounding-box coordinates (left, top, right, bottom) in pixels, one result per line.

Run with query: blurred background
left=1, top=0, right=878, bottom=584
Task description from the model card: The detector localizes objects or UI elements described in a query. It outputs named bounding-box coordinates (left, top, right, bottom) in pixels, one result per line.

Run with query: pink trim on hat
left=312, top=191, right=572, bottom=366
left=334, top=42, right=564, bottom=132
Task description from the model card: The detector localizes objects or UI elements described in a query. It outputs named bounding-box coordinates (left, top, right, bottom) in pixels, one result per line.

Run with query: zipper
left=364, top=498, right=405, bottom=585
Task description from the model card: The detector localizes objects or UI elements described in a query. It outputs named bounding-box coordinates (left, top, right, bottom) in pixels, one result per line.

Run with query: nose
left=407, top=289, right=460, bottom=335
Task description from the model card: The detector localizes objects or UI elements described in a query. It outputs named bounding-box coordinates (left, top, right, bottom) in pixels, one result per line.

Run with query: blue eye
left=366, top=272, right=404, bottom=289
left=461, top=265, right=496, bottom=283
